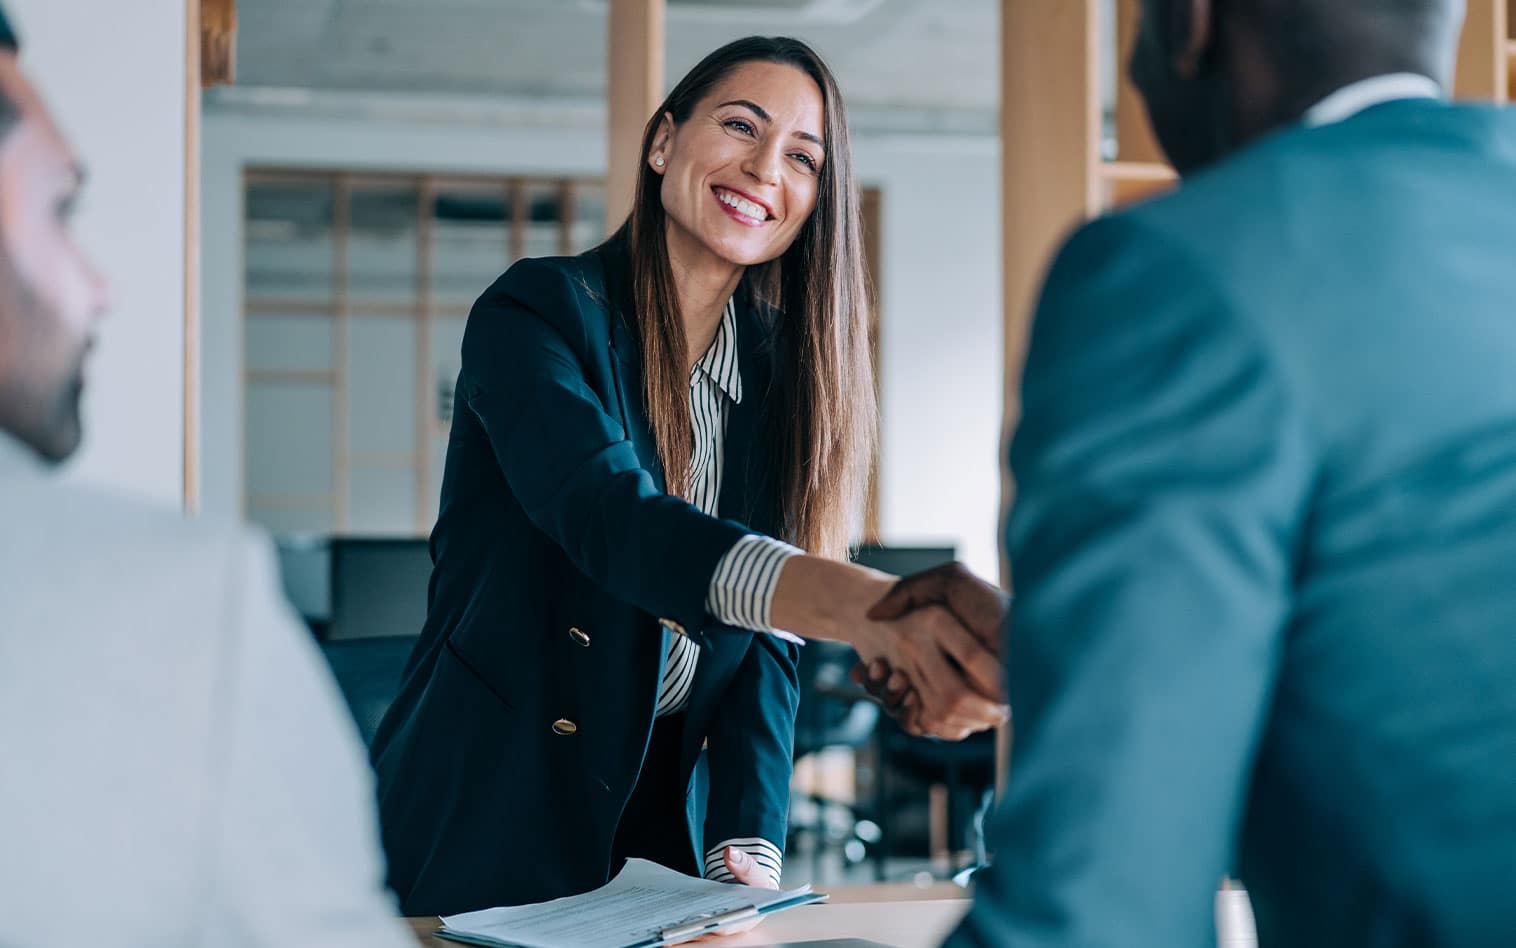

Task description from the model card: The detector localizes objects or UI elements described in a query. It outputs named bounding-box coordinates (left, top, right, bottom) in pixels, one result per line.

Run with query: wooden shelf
left=1102, top=161, right=1177, bottom=182
left=1101, top=161, right=1178, bottom=208
left=1509, top=40, right=1516, bottom=100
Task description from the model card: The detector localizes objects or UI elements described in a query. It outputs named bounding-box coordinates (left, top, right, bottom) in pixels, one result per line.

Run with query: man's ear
left=1170, top=0, right=1217, bottom=80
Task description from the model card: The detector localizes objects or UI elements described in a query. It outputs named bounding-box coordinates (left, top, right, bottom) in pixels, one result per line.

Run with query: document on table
left=435, top=858, right=827, bottom=948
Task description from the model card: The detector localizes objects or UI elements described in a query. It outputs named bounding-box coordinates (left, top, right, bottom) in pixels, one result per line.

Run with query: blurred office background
left=205, top=0, right=1008, bottom=887
left=12, top=0, right=1512, bottom=892
left=201, top=0, right=1006, bottom=583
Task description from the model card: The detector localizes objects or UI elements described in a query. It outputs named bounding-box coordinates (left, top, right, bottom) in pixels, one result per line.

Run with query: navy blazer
left=950, top=101, right=1516, bottom=948
left=370, top=236, right=801, bottom=917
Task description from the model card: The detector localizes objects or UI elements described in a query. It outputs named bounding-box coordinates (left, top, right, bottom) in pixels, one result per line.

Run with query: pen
left=658, top=904, right=760, bottom=941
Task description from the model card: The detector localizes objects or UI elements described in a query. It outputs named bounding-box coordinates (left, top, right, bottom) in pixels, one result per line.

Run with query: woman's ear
left=648, top=111, right=675, bottom=174
left=1170, top=0, right=1216, bottom=80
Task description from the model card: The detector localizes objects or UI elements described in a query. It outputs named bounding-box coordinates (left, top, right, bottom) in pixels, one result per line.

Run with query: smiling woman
left=369, top=35, right=1000, bottom=924
left=627, top=38, right=870, bottom=557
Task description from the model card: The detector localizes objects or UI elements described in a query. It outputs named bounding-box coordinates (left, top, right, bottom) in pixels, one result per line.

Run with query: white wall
left=868, top=139, right=1002, bottom=578
left=201, top=108, right=1003, bottom=577
left=10, top=0, right=188, bottom=506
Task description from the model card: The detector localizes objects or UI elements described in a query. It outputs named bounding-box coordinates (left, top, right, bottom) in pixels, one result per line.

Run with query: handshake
left=775, top=558, right=1010, bottom=742
left=852, top=562, right=1011, bottom=740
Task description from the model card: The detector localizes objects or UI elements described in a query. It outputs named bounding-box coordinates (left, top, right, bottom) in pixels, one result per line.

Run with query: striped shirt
left=655, top=295, right=798, bottom=887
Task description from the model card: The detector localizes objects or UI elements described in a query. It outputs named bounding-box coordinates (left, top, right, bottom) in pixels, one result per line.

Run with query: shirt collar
left=1303, top=73, right=1443, bottom=128
left=691, top=296, right=743, bottom=404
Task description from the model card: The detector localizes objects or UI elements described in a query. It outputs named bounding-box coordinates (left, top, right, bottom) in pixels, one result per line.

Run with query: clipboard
left=433, top=859, right=827, bottom=948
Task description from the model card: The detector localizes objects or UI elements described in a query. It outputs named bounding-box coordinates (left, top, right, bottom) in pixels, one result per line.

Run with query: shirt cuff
left=706, top=535, right=803, bottom=644
left=704, top=837, right=784, bottom=888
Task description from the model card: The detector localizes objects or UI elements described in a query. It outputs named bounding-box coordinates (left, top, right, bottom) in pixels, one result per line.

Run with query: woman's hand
left=847, top=604, right=1009, bottom=741
left=718, top=845, right=780, bottom=890
left=852, top=562, right=1012, bottom=739
left=769, top=555, right=1008, bottom=740
left=675, top=848, right=778, bottom=943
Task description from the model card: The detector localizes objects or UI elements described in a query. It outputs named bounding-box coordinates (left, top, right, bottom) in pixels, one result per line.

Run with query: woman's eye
left=724, top=119, right=756, bottom=136
left=791, top=153, right=817, bottom=170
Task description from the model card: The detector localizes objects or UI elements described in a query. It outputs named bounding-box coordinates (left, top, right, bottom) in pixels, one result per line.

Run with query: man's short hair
left=0, top=4, right=22, bottom=142
left=0, top=4, right=16, bottom=52
left=1244, top=0, right=1454, bottom=34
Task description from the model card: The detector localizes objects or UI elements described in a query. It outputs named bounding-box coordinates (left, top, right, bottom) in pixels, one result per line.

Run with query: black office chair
left=848, top=544, right=1001, bottom=881
left=878, top=722, right=997, bottom=877
left=788, top=640, right=881, bottom=876
left=319, top=634, right=419, bottom=746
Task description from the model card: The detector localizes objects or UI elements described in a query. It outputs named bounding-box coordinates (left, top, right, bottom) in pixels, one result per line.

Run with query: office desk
left=406, top=883, right=971, bottom=947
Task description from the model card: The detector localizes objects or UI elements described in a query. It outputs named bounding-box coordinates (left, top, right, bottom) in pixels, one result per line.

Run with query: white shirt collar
left=690, top=296, right=743, bottom=404
left=1303, top=73, right=1444, bottom=128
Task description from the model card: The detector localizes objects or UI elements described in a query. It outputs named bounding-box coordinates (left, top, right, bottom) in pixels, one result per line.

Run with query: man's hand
left=849, top=604, right=1008, bottom=741
left=867, top=561, right=1010, bottom=648
left=766, top=554, right=1008, bottom=740
left=853, top=562, right=1011, bottom=739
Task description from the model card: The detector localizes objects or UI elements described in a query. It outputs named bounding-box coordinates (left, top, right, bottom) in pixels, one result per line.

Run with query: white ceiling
left=228, top=0, right=1000, bottom=124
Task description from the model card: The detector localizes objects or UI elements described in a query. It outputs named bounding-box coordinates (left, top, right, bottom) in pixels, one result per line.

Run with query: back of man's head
left=0, top=4, right=110, bottom=465
left=1131, top=0, right=1463, bottom=173
left=1237, top=0, right=1462, bottom=77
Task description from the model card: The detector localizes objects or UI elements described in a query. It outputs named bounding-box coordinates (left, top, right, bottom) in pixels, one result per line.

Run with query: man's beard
left=35, top=348, right=86, bottom=462
left=0, top=245, right=86, bottom=464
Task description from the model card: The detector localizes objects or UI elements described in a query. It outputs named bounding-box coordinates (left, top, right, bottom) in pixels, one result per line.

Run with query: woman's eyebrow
left=717, top=99, right=825, bottom=149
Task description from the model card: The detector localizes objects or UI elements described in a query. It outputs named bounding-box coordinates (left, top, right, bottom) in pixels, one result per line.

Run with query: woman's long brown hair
left=610, top=36, right=875, bottom=560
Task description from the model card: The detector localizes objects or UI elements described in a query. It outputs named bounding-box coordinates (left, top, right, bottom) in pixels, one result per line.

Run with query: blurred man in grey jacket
left=0, top=9, right=415, bottom=946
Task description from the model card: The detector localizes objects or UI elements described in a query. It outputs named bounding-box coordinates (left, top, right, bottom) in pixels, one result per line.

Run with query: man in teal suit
left=934, top=0, right=1516, bottom=944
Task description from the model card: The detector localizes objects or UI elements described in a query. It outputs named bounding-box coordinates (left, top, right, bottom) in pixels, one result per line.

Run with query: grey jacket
left=0, top=434, right=413, bottom=946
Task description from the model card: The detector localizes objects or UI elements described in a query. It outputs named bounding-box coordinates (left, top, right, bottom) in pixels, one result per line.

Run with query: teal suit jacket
left=952, top=99, right=1516, bottom=947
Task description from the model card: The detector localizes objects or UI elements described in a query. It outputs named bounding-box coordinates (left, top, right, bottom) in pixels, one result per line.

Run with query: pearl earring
left=655, top=156, right=665, bottom=167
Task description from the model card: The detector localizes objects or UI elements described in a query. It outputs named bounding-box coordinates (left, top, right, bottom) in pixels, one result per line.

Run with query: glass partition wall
left=243, top=169, right=880, bottom=541
left=242, top=171, right=606, bottom=536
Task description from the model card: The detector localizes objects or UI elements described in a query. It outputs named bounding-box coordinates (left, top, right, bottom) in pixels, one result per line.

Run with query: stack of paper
left=435, top=858, right=826, bottom=948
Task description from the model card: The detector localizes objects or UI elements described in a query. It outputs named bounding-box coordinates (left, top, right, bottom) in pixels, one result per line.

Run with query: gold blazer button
left=568, top=627, right=591, bottom=647
left=551, top=719, right=578, bottom=736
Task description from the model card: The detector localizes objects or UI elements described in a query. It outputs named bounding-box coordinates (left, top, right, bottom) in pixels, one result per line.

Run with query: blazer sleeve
left=460, top=257, right=756, bottom=641
left=948, top=215, right=1315, bottom=948
left=701, top=631, right=801, bottom=879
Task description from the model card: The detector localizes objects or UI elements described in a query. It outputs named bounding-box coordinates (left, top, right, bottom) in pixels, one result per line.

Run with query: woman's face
left=652, top=60, right=827, bottom=270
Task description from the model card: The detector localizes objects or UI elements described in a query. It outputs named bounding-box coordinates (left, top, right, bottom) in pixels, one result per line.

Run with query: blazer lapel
left=599, top=240, right=668, bottom=495
left=596, top=243, right=675, bottom=687
left=717, top=284, right=779, bottom=536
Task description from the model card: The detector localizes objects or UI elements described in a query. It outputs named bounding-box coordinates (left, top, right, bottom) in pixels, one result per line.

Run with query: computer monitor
left=850, top=544, right=957, bottom=578
left=327, top=538, right=433, bottom=641
left=275, top=536, right=332, bottom=631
